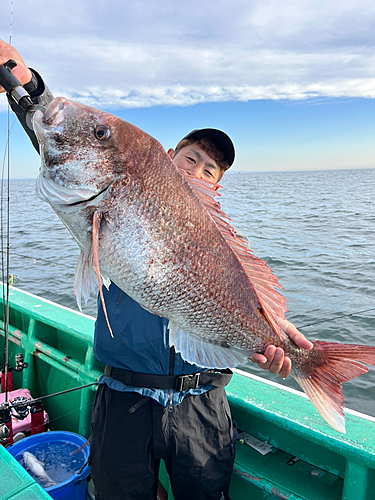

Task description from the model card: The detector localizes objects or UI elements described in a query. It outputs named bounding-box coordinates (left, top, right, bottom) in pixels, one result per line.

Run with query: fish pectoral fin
left=74, top=244, right=98, bottom=311
left=73, top=223, right=112, bottom=313
left=179, top=169, right=286, bottom=341
left=92, top=211, right=113, bottom=337
left=292, top=341, right=375, bottom=433
left=168, top=321, right=250, bottom=369
left=102, top=274, right=111, bottom=291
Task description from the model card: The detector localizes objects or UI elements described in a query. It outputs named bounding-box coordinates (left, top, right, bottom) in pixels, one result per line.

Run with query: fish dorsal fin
left=179, top=169, right=286, bottom=338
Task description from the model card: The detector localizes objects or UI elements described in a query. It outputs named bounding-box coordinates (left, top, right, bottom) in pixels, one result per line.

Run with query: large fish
left=33, top=97, right=375, bottom=433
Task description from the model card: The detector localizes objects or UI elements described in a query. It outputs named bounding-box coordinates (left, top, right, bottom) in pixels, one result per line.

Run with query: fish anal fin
left=292, top=341, right=375, bottom=433
left=179, top=169, right=287, bottom=339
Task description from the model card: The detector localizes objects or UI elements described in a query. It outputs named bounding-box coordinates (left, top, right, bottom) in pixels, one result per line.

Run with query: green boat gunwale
left=1, top=285, right=375, bottom=499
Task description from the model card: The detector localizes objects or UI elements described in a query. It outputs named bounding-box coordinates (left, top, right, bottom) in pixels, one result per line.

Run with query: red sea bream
left=32, top=97, right=375, bottom=433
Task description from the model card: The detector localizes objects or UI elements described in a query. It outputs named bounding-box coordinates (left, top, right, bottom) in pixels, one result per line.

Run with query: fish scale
left=33, top=97, right=375, bottom=433
left=96, top=170, right=263, bottom=347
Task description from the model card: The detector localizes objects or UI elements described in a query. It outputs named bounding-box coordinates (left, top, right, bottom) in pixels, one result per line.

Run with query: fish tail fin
left=292, top=341, right=375, bottom=433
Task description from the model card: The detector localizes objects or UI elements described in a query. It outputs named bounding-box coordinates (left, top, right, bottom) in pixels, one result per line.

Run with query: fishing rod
left=0, top=42, right=94, bottom=433
left=0, top=2, right=46, bottom=410
left=297, top=307, right=375, bottom=330
left=1, top=2, right=15, bottom=406
left=1, top=251, right=72, bottom=269
left=8, top=382, right=98, bottom=411
left=0, top=59, right=45, bottom=127
left=0, top=381, right=98, bottom=443
left=0, top=7, right=99, bottom=445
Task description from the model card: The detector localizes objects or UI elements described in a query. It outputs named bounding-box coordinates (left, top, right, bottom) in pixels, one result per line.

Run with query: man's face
left=167, top=144, right=223, bottom=184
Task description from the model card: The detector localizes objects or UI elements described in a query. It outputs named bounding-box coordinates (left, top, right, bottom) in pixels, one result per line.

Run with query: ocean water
left=3, top=168, right=375, bottom=417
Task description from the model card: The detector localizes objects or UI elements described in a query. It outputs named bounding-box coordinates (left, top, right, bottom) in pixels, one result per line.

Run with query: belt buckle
left=176, top=373, right=200, bottom=391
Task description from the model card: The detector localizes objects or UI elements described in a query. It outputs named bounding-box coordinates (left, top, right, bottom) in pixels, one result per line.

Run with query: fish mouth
left=67, top=182, right=112, bottom=207
left=37, top=174, right=112, bottom=207
left=33, top=97, right=66, bottom=141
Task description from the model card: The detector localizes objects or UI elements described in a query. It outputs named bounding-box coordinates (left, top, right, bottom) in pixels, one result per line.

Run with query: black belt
left=104, top=365, right=233, bottom=392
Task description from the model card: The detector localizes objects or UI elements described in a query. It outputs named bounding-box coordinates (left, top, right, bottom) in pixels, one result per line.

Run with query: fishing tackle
left=14, top=353, right=27, bottom=372
left=10, top=395, right=30, bottom=420
left=9, top=382, right=98, bottom=410
left=30, top=400, right=45, bottom=435
left=0, top=402, right=13, bottom=444
left=297, top=307, right=375, bottom=329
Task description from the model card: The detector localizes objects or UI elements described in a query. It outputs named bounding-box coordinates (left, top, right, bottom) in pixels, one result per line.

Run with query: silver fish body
left=23, top=451, right=56, bottom=487
left=32, top=97, right=375, bottom=433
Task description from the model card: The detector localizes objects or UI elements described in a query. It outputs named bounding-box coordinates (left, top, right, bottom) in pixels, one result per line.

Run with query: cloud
left=0, top=0, right=374, bottom=110
left=56, top=79, right=375, bottom=110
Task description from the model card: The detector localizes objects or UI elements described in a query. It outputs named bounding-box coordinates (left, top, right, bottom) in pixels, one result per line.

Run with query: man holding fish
left=0, top=40, right=313, bottom=500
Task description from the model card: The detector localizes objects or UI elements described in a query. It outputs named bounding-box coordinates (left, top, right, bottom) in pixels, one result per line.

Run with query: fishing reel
left=14, top=353, right=28, bottom=372
left=10, top=396, right=31, bottom=420
left=0, top=403, right=12, bottom=443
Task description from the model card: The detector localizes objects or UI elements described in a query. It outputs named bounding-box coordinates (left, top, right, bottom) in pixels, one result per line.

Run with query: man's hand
left=0, top=39, right=32, bottom=92
left=250, top=317, right=313, bottom=379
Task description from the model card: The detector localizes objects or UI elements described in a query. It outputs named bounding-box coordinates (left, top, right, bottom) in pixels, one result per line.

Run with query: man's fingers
left=251, top=318, right=313, bottom=378
left=251, top=345, right=285, bottom=374
left=0, top=39, right=32, bottom=91
left=278, top=357, right=291, bottom=379
left=276, top=317, right=313, bottom=350
left=257, top=345, right=276, bottom=370
left=267, top=347, right=284, bottom=374
left=251, top=345, right=292, bottom=379
left=250, top=345, right=275, bottom=368
left=251, top=352, right=268, bottom=365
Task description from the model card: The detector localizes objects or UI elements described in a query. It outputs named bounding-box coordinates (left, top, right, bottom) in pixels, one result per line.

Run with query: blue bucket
left=8, top=431, right=90, bottom=500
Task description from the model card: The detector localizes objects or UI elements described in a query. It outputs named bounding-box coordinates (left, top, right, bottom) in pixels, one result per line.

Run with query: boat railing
left=1, top=285, right=374, bottom=499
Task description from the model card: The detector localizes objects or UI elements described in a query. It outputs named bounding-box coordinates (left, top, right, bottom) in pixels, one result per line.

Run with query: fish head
left=33, top=97, right=154, bottom=207
left=23, top=451, right=32, bottom=465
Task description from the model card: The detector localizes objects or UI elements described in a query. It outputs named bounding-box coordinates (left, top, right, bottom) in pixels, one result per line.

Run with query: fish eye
left=94, top=125, right=111, bottom=141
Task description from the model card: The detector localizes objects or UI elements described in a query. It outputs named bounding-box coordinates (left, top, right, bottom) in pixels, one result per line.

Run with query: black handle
left=0, top=59, right=33, bottom=111
left=0, top=59, right=22, bottom=93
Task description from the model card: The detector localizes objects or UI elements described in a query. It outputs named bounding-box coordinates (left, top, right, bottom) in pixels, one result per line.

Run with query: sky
left=0, top=0, right=374, bottom=178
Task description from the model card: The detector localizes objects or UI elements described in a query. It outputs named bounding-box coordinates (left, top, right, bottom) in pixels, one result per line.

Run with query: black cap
left=181, top=128, right=235, bottom=166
